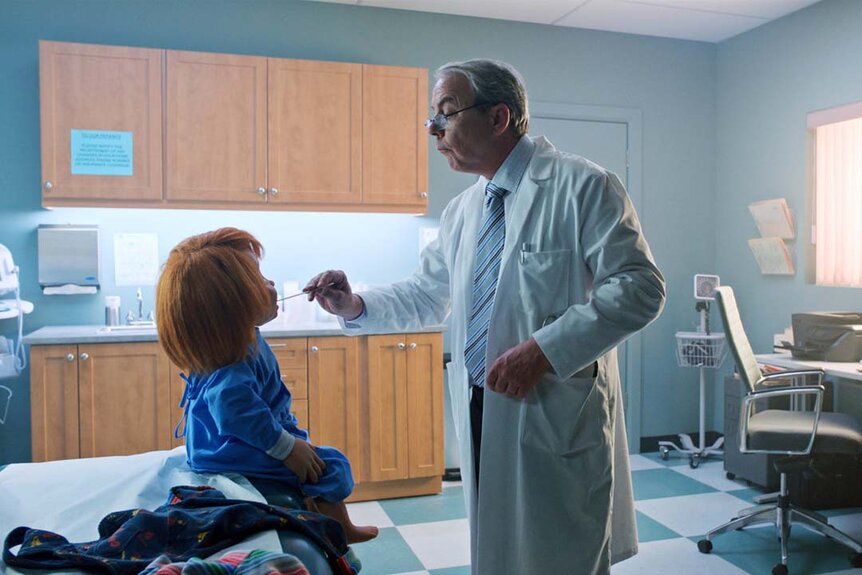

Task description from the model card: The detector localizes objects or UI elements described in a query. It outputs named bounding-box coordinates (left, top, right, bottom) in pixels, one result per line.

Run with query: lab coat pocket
left=517, top=249, right=571, bottom=319
left=521, top=363, right=600, bottom=456
left=445, top=360, right=468, bottom=444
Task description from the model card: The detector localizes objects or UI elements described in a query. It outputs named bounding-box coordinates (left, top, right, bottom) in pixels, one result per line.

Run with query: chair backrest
left=715, top=286, right=762, bottom=393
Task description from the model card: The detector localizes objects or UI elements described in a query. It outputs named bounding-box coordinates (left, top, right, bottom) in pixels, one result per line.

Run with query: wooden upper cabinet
left=39, top=41, right=163, bottom=204
left=268, top=58, right=362, bottom=205
left=166, top=50, right=267, bottom=204
left=362, top=65, right=428, bottom=209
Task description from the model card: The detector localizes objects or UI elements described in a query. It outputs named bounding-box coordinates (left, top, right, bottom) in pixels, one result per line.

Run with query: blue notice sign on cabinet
left=71, top=129, right=133, bottom=176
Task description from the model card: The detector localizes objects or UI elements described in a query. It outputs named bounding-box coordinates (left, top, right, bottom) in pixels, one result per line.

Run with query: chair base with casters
left=697, top=409, right=862, bottom=575
left=705, top=286, right=862, bottom=575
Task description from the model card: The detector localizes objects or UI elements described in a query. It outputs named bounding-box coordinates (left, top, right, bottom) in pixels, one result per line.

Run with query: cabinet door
left=406, top=333, right=444, bottom=478
left=269, top=338, right=310, bottom=433
left=268, top=59, right=361, bottom=205
left=30, top=345, right=80, bottom=462
left=365, top=335, right=409, bottom=481
left=362, top=65, right=428, bottom=209
left=78, top=343, right=172, bottom=457
left=308, top=337, right=360, bottom=474
left=39, top=41, right=163, bottom=204
left=166, top=50, right=267, bottom=204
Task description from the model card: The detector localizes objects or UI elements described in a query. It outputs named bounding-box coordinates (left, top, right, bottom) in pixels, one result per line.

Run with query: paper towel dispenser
left=37, top=224, right=100, bottom=294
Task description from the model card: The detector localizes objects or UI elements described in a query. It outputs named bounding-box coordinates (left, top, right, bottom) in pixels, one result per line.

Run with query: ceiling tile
left=357, top=0, right=584, bottom=25
left=616, top=0, right=821, bottom=20
left=556, top=0, right=768, bottom=42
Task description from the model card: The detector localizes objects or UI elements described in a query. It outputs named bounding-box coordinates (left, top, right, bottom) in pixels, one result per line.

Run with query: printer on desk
left=789, top=312, right=862, bottom=362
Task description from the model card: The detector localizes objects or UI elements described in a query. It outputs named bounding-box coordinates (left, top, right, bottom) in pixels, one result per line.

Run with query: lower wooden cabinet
left=30, top=332, right=443, bottom=501
left=31, top=342, right=172, bottom=461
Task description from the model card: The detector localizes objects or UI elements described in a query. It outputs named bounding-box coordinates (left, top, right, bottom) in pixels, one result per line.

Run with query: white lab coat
left=341, top=136, right=665, bottom=574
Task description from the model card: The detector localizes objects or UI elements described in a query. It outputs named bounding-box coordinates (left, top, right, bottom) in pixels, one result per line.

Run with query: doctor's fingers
left=304, top=270, right=350, bottom=299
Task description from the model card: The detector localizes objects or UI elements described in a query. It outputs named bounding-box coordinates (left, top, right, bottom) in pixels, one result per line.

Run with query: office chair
left=697, top=286, right=862, bottom=575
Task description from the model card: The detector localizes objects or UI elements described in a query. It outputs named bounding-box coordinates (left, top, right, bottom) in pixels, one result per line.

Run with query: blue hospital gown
left=178, top=329, right=353, bottom=502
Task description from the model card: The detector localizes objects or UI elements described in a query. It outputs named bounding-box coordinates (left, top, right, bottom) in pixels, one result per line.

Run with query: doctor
left=306, top=59, right=665, bottom=575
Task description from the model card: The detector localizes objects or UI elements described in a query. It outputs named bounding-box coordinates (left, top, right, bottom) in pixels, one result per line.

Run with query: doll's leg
left=314, top=498, right=379, bottom=544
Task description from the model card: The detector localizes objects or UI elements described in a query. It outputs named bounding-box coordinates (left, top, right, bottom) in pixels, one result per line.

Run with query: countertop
left=24, top=321, right=446, bottom=346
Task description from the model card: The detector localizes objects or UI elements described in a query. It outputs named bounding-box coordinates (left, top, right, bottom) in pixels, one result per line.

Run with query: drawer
left=269, top=338, right=307, bottom=369
left=292, top=399, right=308, bottom=431
left=280, top=367, right=308, bottom=400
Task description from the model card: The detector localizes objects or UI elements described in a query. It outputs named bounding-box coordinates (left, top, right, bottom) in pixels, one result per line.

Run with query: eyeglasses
left=424, top=102, right=489, bottom=132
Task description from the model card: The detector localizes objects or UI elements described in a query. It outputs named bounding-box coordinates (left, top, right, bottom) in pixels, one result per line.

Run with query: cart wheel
left=697, top=539, right=712, bottom=554
left=659, top=446, right=669, bottom=460
left=850, top=552, right=862, bottom=568
left=726, top=472, right=735, bottom=480
left=690, top=454, right=700, bottom=469
left=772, top=563, right=788, bottom=575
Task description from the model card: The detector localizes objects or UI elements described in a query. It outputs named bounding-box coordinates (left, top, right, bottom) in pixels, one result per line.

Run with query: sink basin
left=99, top=324, right=157, bottom=333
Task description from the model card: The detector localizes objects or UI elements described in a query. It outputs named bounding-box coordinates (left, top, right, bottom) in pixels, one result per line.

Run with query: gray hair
left=436, top=59, right=529, bottom=138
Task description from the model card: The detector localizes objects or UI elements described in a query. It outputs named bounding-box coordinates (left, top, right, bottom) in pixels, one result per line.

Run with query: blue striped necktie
left=464, top=182, right=508, bottom=388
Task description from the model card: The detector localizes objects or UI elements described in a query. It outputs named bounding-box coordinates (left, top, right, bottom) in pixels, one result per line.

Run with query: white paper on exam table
left=0, top=447, right=280, bottom=575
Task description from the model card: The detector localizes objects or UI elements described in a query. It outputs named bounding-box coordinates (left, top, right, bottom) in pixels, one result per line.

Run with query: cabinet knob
left=79, top=353, right=89, bottom=361
left=269, top=187, right=279, bottom=197
left=397, top=342, right=406, bottom=350
left=419, top=192, right=428, bottom=199
left=310, top=346, right=319, bottom=353
left=409, top=342, right=417, bottom=349
left=44, top=181, right=54, bottom=190
left=257, top=187, right=267, bottom=196
left=66, top=353, right=75, bottom=362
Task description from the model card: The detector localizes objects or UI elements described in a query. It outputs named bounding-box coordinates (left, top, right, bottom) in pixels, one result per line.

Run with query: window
left=808, top=102, right=862, bottom=287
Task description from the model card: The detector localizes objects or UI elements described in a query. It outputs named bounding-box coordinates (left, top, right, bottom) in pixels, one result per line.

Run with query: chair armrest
left=740, top=384, right=825, bottom=455
left=756, top=369, right=824, bottom=388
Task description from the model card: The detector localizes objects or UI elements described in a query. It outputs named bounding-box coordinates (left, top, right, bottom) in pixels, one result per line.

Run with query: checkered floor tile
left=346, top=453, right=862, bottom=574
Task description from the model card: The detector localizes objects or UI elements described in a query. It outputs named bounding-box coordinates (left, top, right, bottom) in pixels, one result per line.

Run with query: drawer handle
left=310, top=346, right=319, bottom=353
left=79, top=353, right=89, bottom=361
left=66, top=353, right=75, bottom=362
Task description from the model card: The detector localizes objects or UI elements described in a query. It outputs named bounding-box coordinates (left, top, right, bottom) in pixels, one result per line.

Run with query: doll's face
left=260, top=276, right=278, bottom=325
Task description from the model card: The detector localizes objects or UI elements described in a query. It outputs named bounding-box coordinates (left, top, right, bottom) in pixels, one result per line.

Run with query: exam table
left=0, top=447, right=335, bottom=575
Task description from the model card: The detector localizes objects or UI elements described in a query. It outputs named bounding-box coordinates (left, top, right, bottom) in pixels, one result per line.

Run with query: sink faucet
left=136, top=288, right=143, bottom=320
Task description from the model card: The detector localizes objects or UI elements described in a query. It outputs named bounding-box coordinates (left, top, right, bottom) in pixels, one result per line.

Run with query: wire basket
left=675, top=331, right=727, bottom=368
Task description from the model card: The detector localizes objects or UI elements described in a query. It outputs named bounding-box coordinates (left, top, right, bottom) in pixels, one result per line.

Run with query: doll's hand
left=284, top=439, right=327, bottom=484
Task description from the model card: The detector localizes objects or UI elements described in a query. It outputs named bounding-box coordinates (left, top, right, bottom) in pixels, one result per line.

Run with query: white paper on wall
left=114, top=233, right=159, bottom=286
left=747, top=237, right=795, bottom=275
left=748, top=198, right=795, bottom=239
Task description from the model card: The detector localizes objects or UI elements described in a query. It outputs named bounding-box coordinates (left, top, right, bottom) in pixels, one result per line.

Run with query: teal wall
left=0, top=0, right=717, bottom=463
left=713, top=0, right=862, bottom=424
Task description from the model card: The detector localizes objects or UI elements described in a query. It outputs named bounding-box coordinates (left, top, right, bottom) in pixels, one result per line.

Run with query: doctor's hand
left=304, top=270, right=364, bottom=320
left=284, top=439, right=326, bottom=484
left=486, top=337, right=552, bottom=400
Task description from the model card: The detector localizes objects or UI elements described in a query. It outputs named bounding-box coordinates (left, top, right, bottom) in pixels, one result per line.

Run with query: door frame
left=531, top=101, right=644, bottom=453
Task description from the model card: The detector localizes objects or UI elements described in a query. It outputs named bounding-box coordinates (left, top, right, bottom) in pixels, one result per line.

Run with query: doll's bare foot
left=314, top=499, right=379, bottom=543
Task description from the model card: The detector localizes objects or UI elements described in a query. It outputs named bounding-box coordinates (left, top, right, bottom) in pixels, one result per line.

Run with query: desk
left=756, top=353, right=862, bottom=414
left=756, top=353, right=862, bottom=383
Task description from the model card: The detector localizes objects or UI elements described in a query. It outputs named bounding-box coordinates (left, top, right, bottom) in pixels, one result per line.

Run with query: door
left=39, top=41, right=163, bottom=203
left=530, top=106, right=643, bottom=450
left=166, top=50, right=267, bottom=204
left=269, top=338, right=310, bottom=430
left=307, top=336, right=360, bottom=473
left=78, top=343, right=172, bottom=457
left=362, top=65, right=428, bottom=208
left=405, top=333, right=444, bottom=478
left=268, top=59, right=361, bottom=205
left=364, top=334, right=409, bottom=481
left=30, top=345, right=80, bottom=461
